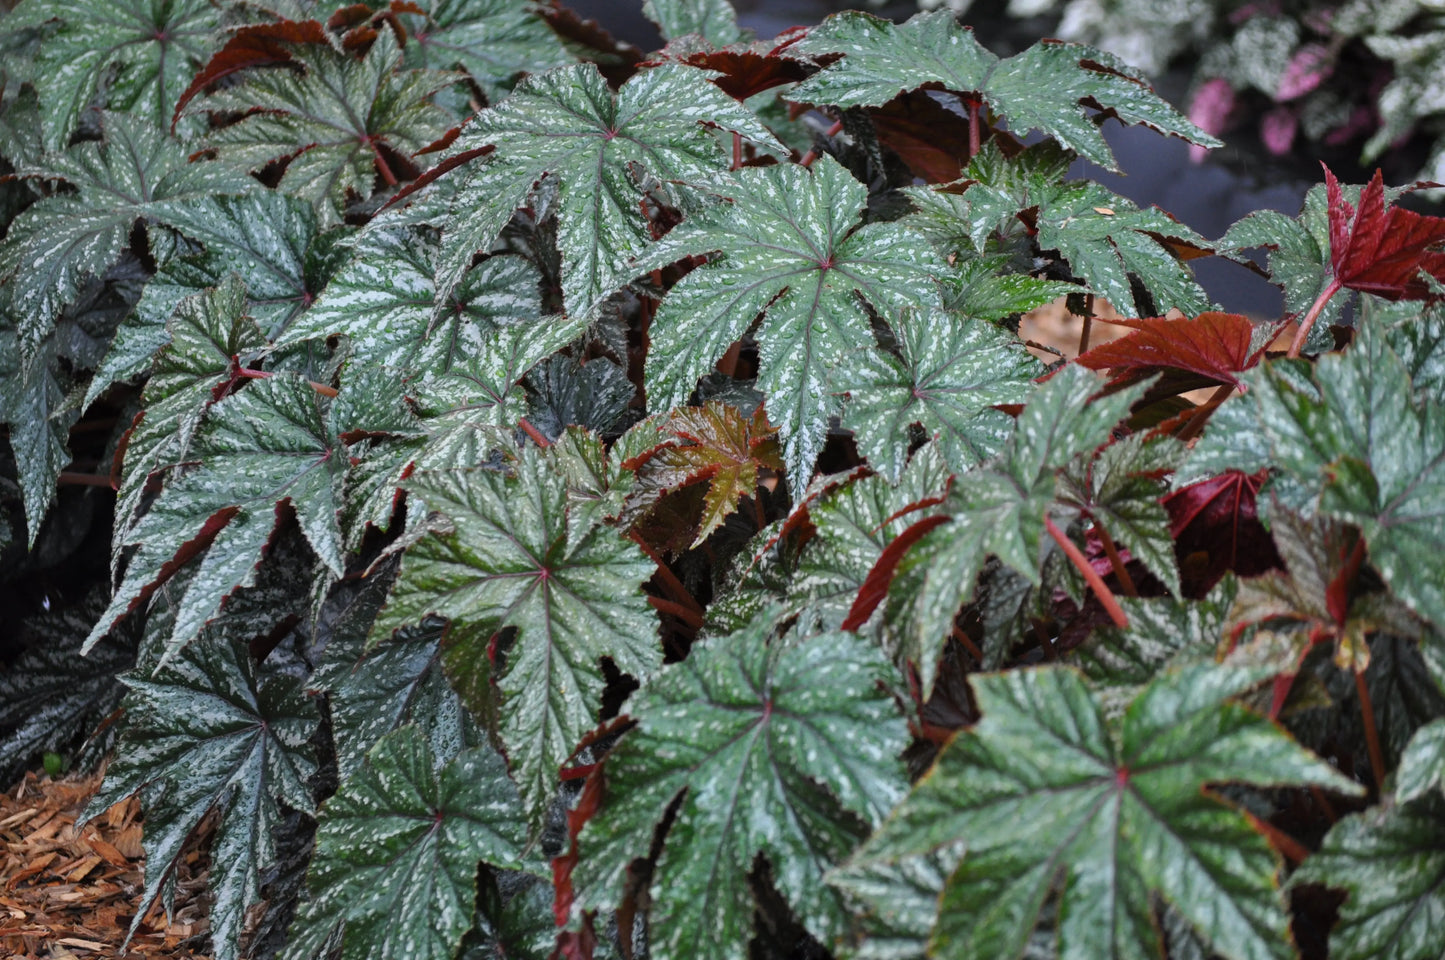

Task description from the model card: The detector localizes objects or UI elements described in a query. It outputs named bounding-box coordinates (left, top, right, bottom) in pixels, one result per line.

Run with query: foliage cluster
left=920, top=0, right=1445, bottom=184
left=2, top=1, right=1445, bottom=959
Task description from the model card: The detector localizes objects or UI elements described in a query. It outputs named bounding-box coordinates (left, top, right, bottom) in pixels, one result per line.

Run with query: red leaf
left=869, top=89, right=978, bottom=183
left=652, top=31, right=815, bottom=101
left=1326, top=165, right=1445, bottom=300
left=842, top=514, right=949, bottom=631
left=1164, top=471, right=1282, bottom=596
left=173, top=20, right=330, bottom=127
left=1074, top=312, right=1262, bottom=389
left=537, top=0, right=643, bottom=86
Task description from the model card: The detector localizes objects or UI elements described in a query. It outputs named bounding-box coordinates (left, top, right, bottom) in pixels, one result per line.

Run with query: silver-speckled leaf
left=0, top=310, right=74, bottom=545
left=197, top=30, right=457, bottom=225
left=10, top=0, right=220, bottom=150
left=440, top=61, right=785, bottom=320
left=0, top=113, right=255, bottom=362
left=643, top=0, right=747, bottom=46
left=85, top=374, right=346, bottom=660
left=1190, top=312, right=1445, bottom=630
left=283, top=726, right=526, bottom=960
left=841, top=308, right=1041, bottom=483
left=852, top=664, right=1359, bottom=960
left=573, top=616, right=909, bottom=960
left=637, top=155, right=942, bottom=490
left=398, top=0, right=572, bottom=102
left=86, top=630, right=317, bottom=960
left=372, top=446, right=659, bottom=826
left=790, top=10, right=1217, bottom=172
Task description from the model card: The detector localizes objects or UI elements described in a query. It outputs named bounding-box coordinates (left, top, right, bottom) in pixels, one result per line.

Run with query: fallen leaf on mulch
left=0, top=770, right=212, bottom=960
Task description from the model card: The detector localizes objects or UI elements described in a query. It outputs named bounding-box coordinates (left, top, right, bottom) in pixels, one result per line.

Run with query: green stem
left=1287, top=277, right=1343, bottom=358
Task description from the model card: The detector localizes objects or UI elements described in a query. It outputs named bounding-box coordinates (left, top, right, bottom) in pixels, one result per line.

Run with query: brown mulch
left=0, top=771, right=212, bottom=960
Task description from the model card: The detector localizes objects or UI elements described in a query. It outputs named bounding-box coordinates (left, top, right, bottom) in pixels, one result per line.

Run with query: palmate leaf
left=0, top=596, right=135, bottom=786
left=789, top=10, right=1217, bottom=173
left=638, top=155, right=942, bottom=490
left=573, top=616, right=909, bottom=960
left=0, top=309, right=74, bottom=544
left=0, top=112, right=256, bottom=359
left=7, top=0, right=221, bottom=150
left=371, top=446, right=659, bottom=825
left=283, top=726, right=527, bottom=960
left=1190, top=311, right=1445, bottom=630
left=1292, top=802, right=1445, bottom=960
left=791, top=444, right=951, bottom=628
left=849, top=664, right=1360, bottom=960
left=87, top=628, right=317, bottom=960
left=625, top=400, right=783, bottom=547
left=842, top=308, right=1041, bottom=483
left=278, top=227, right=544, bottom=378
left=903, top=142, right=1211, bottom=318
left=440, top=61, right=785, bottom=320
left=113, top=275, right=265, bottom=552
left=881, top=366, right=1144, bottom=695
left=311, top=570, right=481, bottom=782
left=85, top=374, right=346, bottom=659
left=197, top=29, right=456, bottom=225
left=398, top=0, right=572, bottom=103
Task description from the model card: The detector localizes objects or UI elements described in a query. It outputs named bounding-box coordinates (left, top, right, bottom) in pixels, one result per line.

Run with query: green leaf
left=1292, top=802, right=1445, bottom=960
left=852, top=663, right=1360, bottom=960
left=1398, top=719, right=1445, bottom=803
left=573, top=616, right=909, bottom=960
left=199, top=30, right=456, bottom=224
left=842, top=308, right=1041, bottom=483
left=113, top=275, right=265, bottom=553
left=0, top=596, right=134, bottom=786
left=399, top=0, right=572, bottom=102
left=0, top=112, right=255, bottom=358
left=1190, top=313, right=1445, bottom=629
left=1059, top=433, right=1183, bottom=597
left=312, top=573, right=481, bottom=782
left=88, top=630, right=317, bottom=960
left=643, top=0, right=746, bottom=47
left=90, top=191, right=339, bottom=405
left=790, top=11, right=1217, bottom=172
left=15, top=0, right=220, bottom=150
left=278, top=228, right=544, bottom=378
left=372, top=447, right=659, bottom=825
left=792, top=445, right=951, bottom=629
left=85, top=374, right=346, bottom=660
left=0, top=313, right=75, bottom=544
left=442, top=61, right=785, bottom=320
left=885, top=365, right=1142, bottom=695
left=639, top=155, right=941, bottom=490
left=283, top=726, right=527, bottom=960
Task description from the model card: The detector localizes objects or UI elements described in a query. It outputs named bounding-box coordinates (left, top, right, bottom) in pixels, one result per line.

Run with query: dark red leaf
left=869, top=89, right=979, bottom=183
left=379, top=145, right=494, bottom=211
left=537, top=0, right=643, bottom=87
left=1164, top=470, right=1281, bottom=596
left=173, top=20, right=330, bottom=127
left=652, top=32, right=815, bottom=100
left=842, top=514, right=949, bottom=631
left=1075, top=312, right=1262, bottom=388
left=1326, top=165, right=1445, bottom=300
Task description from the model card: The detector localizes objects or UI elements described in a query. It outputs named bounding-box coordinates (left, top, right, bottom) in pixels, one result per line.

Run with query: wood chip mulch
left=0, top=771, right=212, bottom=960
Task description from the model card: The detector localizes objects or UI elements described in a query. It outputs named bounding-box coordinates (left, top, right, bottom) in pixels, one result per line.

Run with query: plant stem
left=732, top=131, right=742, bottom=171
left=368, top=137, right=399, bottom=187
left=966, top=98, right=981, bottom=161
left=1092, top=520, right=1138, bottom=598
left=1045, top=515, right=1128, bottom=629
left=518, top=417, right=551, bottom=448
left=629, top=530, right=704, bottom=615
left=1176, top=382, right=1236, bottom=443
left=648, top=595, right=704, bottom=630
left=1079, top=293, right=1094, bottom=355
left=799, top=119, right=844, bottom=169
left=1246, top=813, right=1311, bottom=865
left=237, top=367, right=339, bottom=398
left=1353, top=665, right=1386, bottom=794
left=56, top=471, right=113, bottom=488
left=1287, top=277, right=1343, bottom=358
left=951, top=623, right=985, bottom=664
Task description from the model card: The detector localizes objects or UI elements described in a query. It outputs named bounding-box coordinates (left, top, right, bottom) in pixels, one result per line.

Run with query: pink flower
left=1188, top=78, right=1235, bottom=162
left=1277, top=44, right=1333, bottom=101
left=1260, top=106, right=1298, bottom=155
